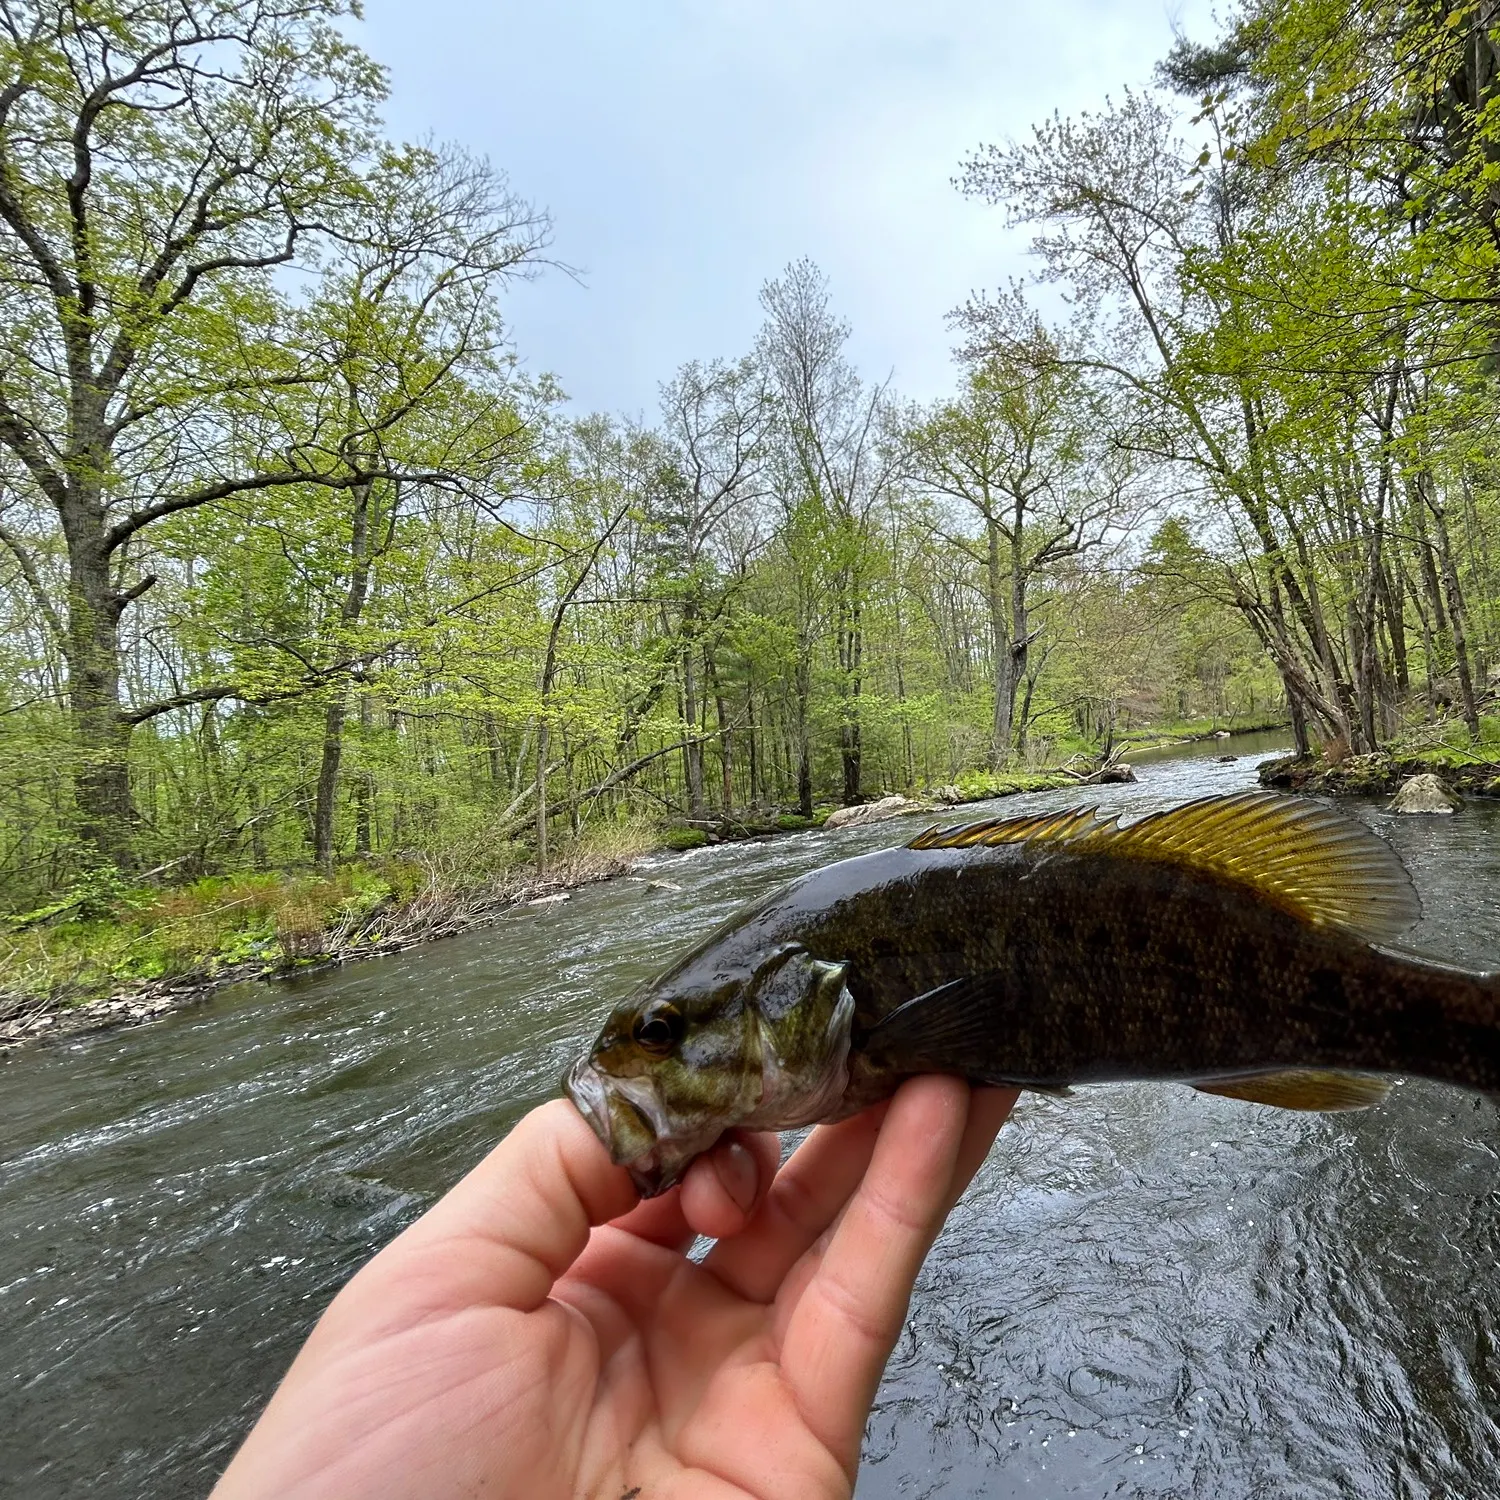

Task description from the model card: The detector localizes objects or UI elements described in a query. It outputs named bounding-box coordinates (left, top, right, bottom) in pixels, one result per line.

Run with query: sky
left=357, top=0, right=1218, bottom=420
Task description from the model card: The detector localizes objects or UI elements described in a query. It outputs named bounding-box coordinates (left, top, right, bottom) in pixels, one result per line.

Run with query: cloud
left=360, top=0, right=1217, bottom=416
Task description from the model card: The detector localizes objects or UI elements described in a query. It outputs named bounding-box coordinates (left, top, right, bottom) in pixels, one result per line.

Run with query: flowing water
left=3, top=733, right=1499, bottom=1499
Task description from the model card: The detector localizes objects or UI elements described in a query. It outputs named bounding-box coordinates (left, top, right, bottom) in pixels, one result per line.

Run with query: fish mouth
left=563, top=1054, right=611, bottom=1141
left=562, top=1055, right=681, bottom=1198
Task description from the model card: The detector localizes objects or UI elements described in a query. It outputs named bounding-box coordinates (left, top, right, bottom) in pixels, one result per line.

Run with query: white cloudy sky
left=357, top=0, right=1217, bottom=418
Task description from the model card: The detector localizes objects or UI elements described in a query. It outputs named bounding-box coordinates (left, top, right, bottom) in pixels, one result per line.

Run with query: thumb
left=327, top=1100, right=641, bottom=1338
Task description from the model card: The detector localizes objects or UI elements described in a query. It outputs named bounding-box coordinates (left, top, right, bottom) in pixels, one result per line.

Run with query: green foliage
left=0, top=0, right=1326, bottom=984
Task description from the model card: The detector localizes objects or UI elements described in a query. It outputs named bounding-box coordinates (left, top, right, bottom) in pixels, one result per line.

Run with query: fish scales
left=655, top=844, right=1500, bottom=1102
left=563, top=792, right=1500, bottom=1195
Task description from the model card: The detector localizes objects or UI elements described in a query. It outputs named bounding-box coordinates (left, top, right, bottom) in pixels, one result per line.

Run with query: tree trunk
left=313, top=691, right=349, bottom=872
left=708, top=652, right=734, bottom=814
left=1005, top=527, right=1031, bottom=758
left=986, top=522, right=1011, bottom=768
left=838, top=586, right=863, bottom=804
left=795, top=640, right=814, bottom=818
left=798, top=648, right=810, bottom=816
left=61, top=490, right=137, bottom=867
left=535, top=714, right=550, bottom=877
left=746, top=666, right=761, bottom=806
left=484, top=711, right=504, bottom=786
left=312, top=480, right=375, bottom=871
left=1436, top=514, right=1482, bottom=737
left=1288, top=689, right=1310, bottom=757
left=680, top=599, right=706, bottom=816
left=1417, top=469, right=1481, bottom=736
left=1378, top=559, right=1409, bottom=695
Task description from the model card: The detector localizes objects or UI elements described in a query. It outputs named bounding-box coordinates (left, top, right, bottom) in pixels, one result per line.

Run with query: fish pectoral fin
left=864, top=972, right=1007, bottom=1071
left=1191, top=1069, right=1392, bottom=1111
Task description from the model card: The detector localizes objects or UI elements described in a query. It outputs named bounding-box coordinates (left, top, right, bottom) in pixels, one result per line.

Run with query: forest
left=5, top=0, right=1500, bottom=1001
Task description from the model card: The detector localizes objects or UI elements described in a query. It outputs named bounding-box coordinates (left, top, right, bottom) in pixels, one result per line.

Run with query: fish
left=562, top=790, right=1500, bottom=1196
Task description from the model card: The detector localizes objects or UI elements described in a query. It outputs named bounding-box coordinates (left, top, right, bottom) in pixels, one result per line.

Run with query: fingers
left=559, top=1128, right=784, bottom=1329
left=947, top=1086, right=1019, bottom=1211
left=678, top=1130, right=783, bottom=1241
left=705, top=1099, right=893, bottom=1303
left=779, top=1078, right=1016, bottom=1474
left=609, top=1129, right=780, bottom=1250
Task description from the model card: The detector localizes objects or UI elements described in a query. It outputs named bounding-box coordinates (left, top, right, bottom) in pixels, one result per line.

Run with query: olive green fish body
left=564, top=792, right=1500, bottom=1194
left=655, top=841, right=1500, bottom=1101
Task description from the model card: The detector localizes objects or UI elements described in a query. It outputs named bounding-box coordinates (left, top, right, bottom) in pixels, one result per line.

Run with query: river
left=3, top=733, right=1498, bottom=1499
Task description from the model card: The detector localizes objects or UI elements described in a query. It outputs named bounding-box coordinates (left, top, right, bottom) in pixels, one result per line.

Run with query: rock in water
left=1095, top=762, right=1137, bottom=784
left=823, top=795, right=934, bottom=830
left=1389, top=773, right=1461, bottom=815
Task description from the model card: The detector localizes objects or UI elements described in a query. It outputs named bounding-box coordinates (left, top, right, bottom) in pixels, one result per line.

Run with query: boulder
left=1212, top=730, right=1232, bottom=739
left=528, top=891, right=572, bottom=906
left=1094, top=762, right=1137, bottom=784
left=1216, top=754, right=1237, bottom=763
left=1389, top=773, right=1461, bottom=815
left=930, top=784, right=965, bottom=805
left=823, top=795, right=934, bottom=830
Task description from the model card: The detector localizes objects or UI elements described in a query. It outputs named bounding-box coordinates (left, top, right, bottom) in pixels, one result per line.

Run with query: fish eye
left=632, top=1004, right=682, bottom=1055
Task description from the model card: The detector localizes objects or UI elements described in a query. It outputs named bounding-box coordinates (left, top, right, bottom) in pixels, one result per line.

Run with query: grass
left=1, top=820, right=659, bottom=1020
left=1383, top=712, right=1500, bottom=765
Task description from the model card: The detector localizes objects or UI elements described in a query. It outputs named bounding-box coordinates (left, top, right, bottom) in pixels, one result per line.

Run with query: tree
left=956, top=90, right=1418, bottom=752
left=911, top=310, right=1134, bottom=765
left=0, top=0, right=546, bottom=865
left=299, top=146, right=547, bottom=869
left=758, top=259, right=895, bottom=804
left=653, top=357, right=772, bottom=817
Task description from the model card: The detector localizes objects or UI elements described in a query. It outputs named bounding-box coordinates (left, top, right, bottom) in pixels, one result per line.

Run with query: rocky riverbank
left=1258, top=750, right=1500, bottom=798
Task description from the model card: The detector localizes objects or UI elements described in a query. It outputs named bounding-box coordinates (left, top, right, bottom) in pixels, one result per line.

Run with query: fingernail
left=716, top=1140, right=758, bottom=1212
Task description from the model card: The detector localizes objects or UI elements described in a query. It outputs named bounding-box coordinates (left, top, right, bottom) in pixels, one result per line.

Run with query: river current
left=3, top=733, right=1499, bottom=1498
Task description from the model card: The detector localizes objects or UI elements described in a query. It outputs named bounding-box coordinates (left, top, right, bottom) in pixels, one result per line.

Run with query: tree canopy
left=22, top=0, right=1500, bottom=920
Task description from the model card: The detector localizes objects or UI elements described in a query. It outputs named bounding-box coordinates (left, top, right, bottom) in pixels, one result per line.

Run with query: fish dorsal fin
left=909, top=790, right=1420, bottom=943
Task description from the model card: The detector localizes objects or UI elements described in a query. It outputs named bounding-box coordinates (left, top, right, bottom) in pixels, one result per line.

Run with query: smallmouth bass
left=563, top=791, right=1500, bottom=1195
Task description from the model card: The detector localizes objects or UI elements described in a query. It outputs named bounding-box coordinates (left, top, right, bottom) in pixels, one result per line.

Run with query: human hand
left=212, top=1075, right=1018, bottom=1500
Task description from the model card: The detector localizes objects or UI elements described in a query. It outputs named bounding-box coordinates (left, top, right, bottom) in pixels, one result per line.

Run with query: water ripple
left=2, top=736, right=1498, bottom=1498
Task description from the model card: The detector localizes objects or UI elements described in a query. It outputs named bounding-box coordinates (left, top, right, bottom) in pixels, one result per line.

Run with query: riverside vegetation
left=10, top=0, right=1500, bottom=1033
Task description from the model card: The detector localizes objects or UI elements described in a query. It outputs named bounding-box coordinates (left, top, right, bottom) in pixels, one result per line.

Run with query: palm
left=558, top=1224, right=852, bottom=1499
left=213, top=1082, right=1015, bottom=1500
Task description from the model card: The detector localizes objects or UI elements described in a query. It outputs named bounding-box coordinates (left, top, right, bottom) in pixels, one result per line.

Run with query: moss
left=776, top=814, right=814, bottom=832
left=947, top=769, right=1076, bottom=801
left=661, top=826, right=709, bottom=851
